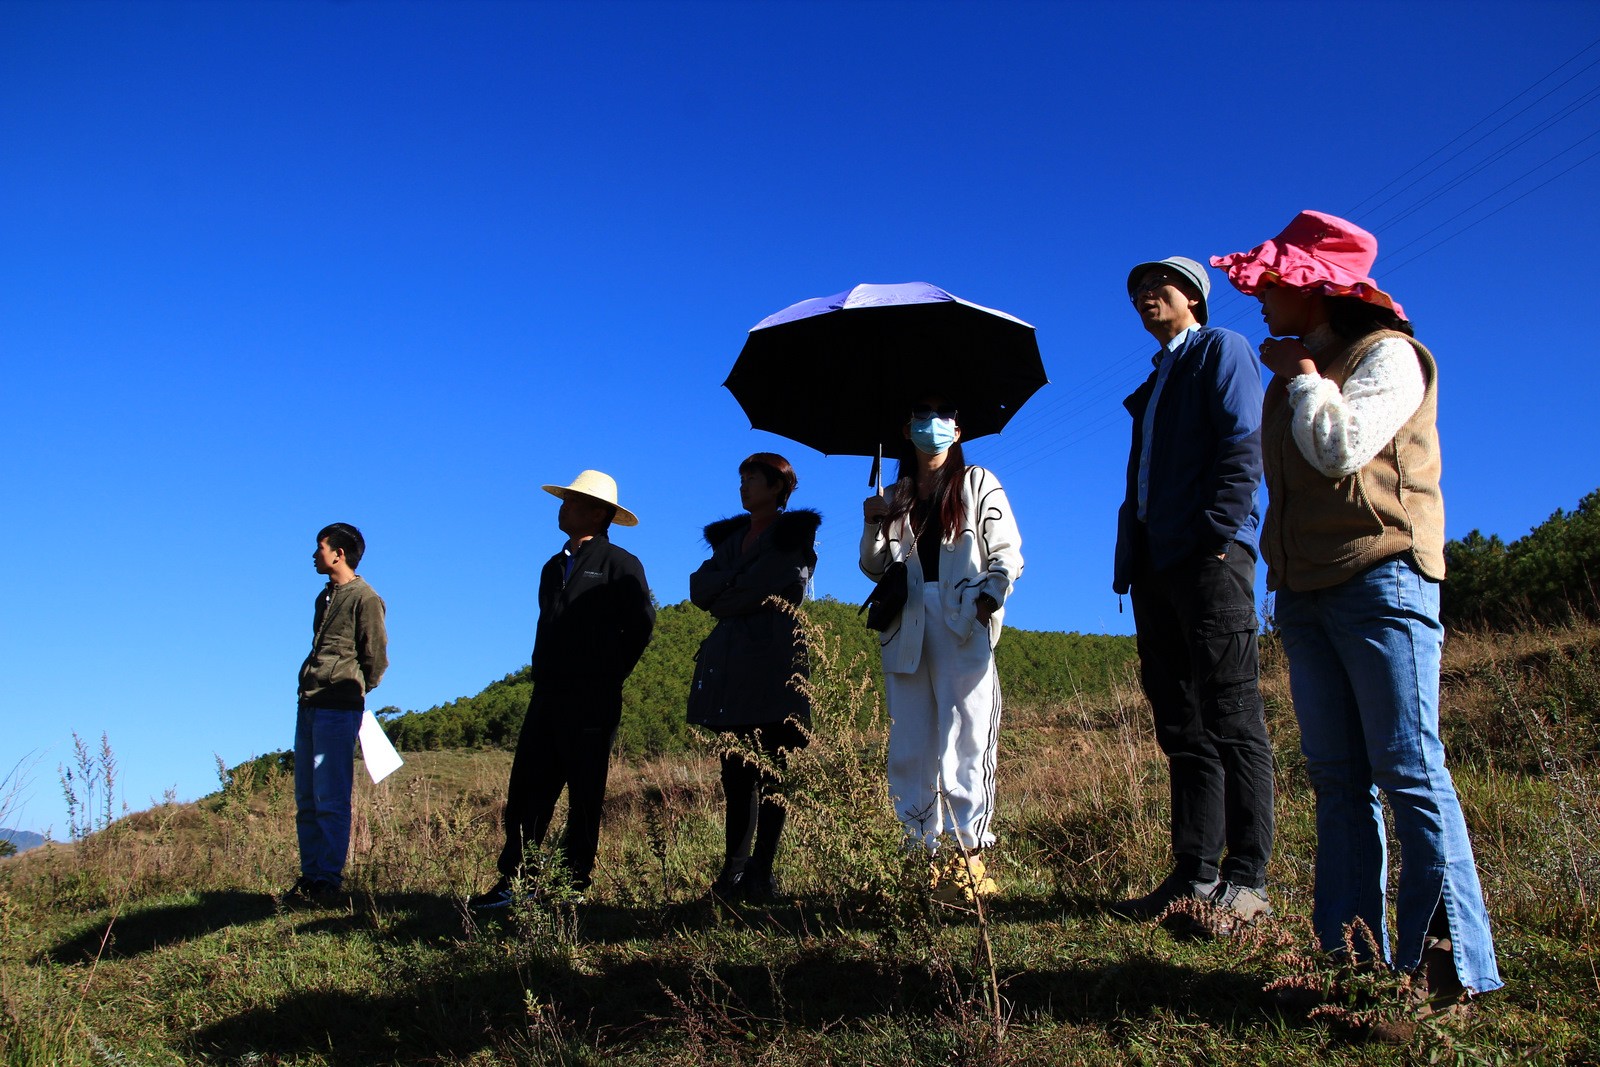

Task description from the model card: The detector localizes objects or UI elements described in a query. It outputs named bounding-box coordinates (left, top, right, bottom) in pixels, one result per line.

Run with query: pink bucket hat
left=1210, top=210, right=1405, bottom=320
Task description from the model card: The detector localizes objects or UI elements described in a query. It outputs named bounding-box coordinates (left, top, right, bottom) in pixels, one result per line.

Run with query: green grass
left=3, top=616, right=1598, bottom=1065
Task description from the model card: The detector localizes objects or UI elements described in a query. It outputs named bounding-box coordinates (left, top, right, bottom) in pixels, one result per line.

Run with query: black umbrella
left=725, top=282, right=1047, bottom=470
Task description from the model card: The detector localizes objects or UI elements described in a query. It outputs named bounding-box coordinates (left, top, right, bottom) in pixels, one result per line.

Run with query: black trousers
left=717, top=717, right=808, bottom=875
left=1129, top=541, right=1275, bottom=887
left=497, top=690, right=619, bottom=890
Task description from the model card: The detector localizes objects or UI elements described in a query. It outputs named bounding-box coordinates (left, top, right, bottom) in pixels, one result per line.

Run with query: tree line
left=379, top=597, right=1138, bottom=756
left=1442, top=487, right=1600, bottom=631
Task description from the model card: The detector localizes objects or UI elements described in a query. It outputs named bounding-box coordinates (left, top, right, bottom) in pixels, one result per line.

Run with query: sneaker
left=283, top=876, right=343, bottom=909
left=1110, top=870, right=1219, bottom=921
left=467, top=876, right=517, bottom=910
left=1211, top=881, right=1273, bottom=930
left=932, top=852, right=999, bottom=905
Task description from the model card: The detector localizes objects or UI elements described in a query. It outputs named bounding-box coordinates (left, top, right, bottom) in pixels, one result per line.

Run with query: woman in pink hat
left=1213, top=212, right=1502, bottom=1008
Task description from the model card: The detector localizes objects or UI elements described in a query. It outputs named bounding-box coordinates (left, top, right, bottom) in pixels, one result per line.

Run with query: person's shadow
left=39, top=888, right=483, bottom=964
left=40, top=891, right=280, bottom=963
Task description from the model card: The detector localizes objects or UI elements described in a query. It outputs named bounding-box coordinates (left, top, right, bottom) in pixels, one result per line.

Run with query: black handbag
left=861, top=515, right=925, bottom=632
left=860, top=559, right=909, bottom=632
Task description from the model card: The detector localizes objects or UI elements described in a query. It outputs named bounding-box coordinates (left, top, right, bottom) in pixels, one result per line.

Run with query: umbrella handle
left=869, top=444, right=882, bottom=493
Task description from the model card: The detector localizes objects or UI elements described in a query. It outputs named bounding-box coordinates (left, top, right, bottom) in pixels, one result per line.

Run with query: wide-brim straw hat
left=541, top=469, right=639, bottom=527
left=1210, top=209, right=1406, bottom=320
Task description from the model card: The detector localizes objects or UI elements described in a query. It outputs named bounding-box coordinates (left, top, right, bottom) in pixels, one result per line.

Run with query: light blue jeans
left=294, top=706, right=360, bottom=886
left=1276, top=559, right=1502, bottom=995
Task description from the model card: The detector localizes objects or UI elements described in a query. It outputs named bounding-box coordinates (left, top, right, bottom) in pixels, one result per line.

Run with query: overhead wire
left=1349, top=39, right=1600, bottom=223
left=1370, top=81, right=1600, bottom=233
left=980, top=32, right=1600, bottom=479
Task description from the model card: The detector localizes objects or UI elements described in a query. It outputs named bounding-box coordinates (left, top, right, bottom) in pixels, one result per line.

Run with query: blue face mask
left=909, top=416, right=958, bottom=455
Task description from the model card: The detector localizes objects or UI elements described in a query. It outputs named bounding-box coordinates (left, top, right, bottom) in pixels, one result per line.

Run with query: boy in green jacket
left=287, top=522, right=388, bottom=907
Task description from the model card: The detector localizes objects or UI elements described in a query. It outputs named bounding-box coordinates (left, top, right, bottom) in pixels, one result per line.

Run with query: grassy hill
left=3, top=608, right=1598, bottom=1065
left=378, top=596, right=1141, bottom=758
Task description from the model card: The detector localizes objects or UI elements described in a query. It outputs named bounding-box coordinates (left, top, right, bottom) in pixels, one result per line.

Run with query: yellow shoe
left=931, top=852, right=999, bottom=904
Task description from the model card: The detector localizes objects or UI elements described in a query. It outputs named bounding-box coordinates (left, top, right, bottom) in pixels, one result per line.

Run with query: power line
left=987, top=37, right=1600, bottom=474
left=1343, top=34, right=1600, bottom=220
left=1384, top=140, right=1600, bottom=276
left=1372, top=85, right=1600, bottom=234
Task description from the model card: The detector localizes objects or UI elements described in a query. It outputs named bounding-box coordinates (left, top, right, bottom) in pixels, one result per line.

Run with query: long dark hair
left=1326, top=295, right=1414, bottom=340
left=885, top=439, right=967, bottom=543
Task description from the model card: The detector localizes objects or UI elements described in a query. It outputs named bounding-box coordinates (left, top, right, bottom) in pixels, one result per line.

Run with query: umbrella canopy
left=725, top=282, right=1047, bottom=458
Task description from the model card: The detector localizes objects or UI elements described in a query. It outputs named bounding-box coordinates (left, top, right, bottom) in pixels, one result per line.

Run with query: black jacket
left=686, top=508, right=819, bottom=728
left=530, top=534, right=655, bottom=715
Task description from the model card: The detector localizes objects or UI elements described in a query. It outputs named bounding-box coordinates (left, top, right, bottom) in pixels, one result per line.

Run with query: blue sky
left=5, top=0, right=1599, bottom=835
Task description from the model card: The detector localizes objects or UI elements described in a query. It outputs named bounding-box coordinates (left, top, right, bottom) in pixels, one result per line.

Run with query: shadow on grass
left=190, top=938, right=1281, bottom=1064
left=39, top=891, right=280, bottom=962
left=39, top=890, right=481, bottom=963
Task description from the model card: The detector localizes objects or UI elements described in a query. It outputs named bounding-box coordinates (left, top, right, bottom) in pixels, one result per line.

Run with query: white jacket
left=858, top=465, right=1023, bottom=674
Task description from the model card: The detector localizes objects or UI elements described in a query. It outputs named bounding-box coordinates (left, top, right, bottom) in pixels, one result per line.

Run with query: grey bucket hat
left=1126, top=256, right=1211, bottom=325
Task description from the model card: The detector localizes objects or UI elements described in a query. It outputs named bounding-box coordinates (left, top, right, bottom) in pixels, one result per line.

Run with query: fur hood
left=702, top=508, right=821, bottom=551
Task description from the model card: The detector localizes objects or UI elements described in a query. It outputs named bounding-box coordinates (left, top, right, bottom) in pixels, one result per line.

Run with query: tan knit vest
left=1261, top=329, right=1445, bottom=593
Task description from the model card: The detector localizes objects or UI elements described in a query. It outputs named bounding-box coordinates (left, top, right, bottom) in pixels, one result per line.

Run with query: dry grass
left=4, top=613, right=1599, bottom=1064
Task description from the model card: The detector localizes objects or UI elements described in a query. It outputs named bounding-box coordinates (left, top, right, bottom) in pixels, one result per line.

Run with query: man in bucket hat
left=471, top=470, right=655, bottom=908
left=1111, top=256, right=1276, bottom=929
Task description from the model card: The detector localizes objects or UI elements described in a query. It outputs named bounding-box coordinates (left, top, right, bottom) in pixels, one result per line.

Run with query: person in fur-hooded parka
left=687, top=453, right=819, bottom=900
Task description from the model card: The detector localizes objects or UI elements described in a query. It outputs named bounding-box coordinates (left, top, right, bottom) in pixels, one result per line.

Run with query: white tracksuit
left=860, top=466, right=1022, bottom=849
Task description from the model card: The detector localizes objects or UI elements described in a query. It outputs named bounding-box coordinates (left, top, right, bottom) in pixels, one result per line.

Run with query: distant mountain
left=1, top=828, right=47, bottom=854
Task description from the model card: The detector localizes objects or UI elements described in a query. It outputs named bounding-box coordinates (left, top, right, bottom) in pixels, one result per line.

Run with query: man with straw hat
left=1111, top=256, right=1276, bottom=930
left=471, top=470, right=655, bottom=909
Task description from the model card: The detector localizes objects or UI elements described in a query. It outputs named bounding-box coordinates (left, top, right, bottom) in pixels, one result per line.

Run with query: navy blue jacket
left=1113, top=326, right=1264, bottom=593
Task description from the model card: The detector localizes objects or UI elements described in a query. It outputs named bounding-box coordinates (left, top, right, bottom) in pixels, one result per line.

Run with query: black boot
left=709, top=858, right=747, bottom=900
left=740, top=859, right=778, bottom=903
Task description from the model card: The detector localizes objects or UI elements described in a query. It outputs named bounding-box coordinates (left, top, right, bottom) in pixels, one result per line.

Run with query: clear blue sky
left=5, top=0, right=1599, bottom=836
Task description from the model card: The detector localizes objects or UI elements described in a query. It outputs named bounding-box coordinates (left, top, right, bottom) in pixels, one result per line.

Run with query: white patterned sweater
left=1287, top=324, right=1426, bottom=479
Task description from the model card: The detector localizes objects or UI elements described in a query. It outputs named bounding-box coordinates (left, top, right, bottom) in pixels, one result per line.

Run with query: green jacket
left=297, top=576, right=388, bottom=710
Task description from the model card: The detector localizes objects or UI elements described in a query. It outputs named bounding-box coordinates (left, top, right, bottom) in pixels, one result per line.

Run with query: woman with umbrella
left=687, top=452, right=821, bottom=902
left=860, top=398, right=1022, bottom=903
left=1212, top=212, right=1502, bottom=1008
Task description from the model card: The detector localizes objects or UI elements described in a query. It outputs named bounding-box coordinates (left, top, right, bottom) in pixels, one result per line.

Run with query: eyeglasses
left=910, top=407, right=958, bottom=421
left=1130, top=272, right=1185, bottom=299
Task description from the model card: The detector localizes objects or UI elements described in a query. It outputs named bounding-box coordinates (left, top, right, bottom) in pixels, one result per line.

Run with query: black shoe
left=1110, top=870, right=1219, bottom=921
left=708, top=867, right=746, bottom=901
left=284, top=876, right=343, bottom=909
left=468, top=876, right=517, bottom=910
left=740, top=868, right=779, bottom=904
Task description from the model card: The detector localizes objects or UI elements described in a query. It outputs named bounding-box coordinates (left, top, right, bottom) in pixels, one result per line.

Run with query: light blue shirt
left=1136, top=324, right=1200, bottom=522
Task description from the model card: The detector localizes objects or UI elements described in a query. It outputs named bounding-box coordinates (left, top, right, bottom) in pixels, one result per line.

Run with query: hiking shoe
left=467, top=876, right=517, bottom=910
left=1110, top=871, right=1219, bottom=921
left=283, top=876, right=343, bottom=909
left=1211, top=881, right=1273, bottom=930
left=932, top=852, right=999, bottom=905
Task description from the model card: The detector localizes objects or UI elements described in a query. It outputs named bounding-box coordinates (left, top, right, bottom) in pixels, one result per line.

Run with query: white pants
left=886, top=583, right=1003, bottom=850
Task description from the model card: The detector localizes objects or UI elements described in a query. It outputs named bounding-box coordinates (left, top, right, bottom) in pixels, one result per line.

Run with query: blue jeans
left=294, top=705, right=360, bottom=886
left=1277, top=559, right=1502, bottom=994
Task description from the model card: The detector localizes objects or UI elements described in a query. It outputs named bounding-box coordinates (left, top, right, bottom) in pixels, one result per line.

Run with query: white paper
left=358, top=709, right=404, bottom=784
